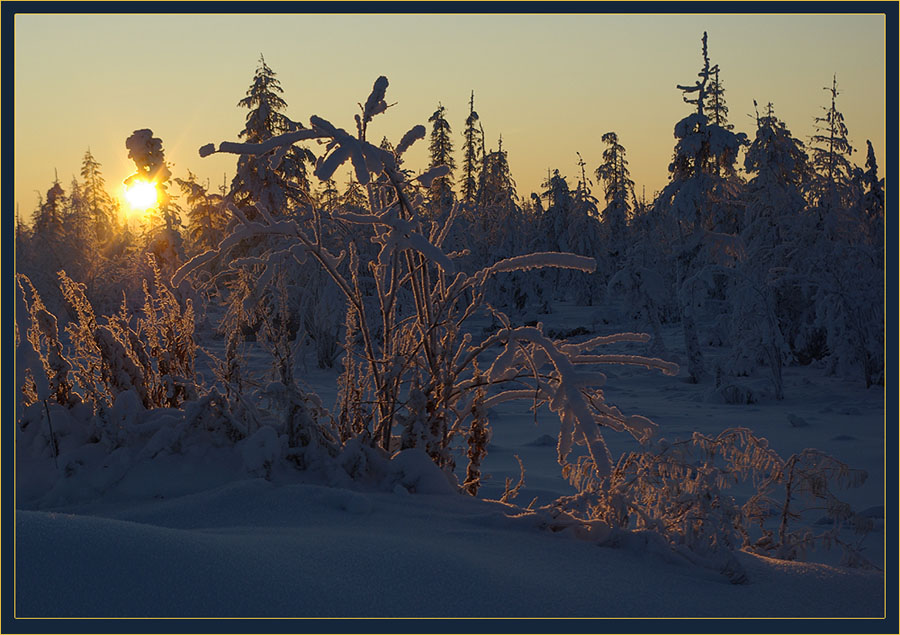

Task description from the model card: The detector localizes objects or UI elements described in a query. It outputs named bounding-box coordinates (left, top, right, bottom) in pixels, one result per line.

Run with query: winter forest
left=13, top=27, right=888, bottom=622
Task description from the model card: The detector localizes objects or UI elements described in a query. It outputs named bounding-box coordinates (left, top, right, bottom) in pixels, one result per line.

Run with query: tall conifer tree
left=461, top=91, right=482, bottom=206
left=231, top=55, right=315, bottom=218
left=427, top=103, right=456, bottom=214
left=80, top=149, right=116, bottom=243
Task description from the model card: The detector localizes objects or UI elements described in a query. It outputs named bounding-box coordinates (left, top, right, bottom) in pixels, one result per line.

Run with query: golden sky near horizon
left=14, top=12, right=886, bottom=216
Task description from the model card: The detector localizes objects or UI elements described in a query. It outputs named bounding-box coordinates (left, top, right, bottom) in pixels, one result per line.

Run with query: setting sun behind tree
left=123, top=179, right=158, bottom=214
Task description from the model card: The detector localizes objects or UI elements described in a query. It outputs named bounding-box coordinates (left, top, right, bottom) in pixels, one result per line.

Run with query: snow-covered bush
left=186, top=76, right=679, bottom=485
left=537, top=427, right=876, bottom=582
left=742, top=447, right=874, bottom=567
left=18, top=275, right=75, bottom=410
left=16, top=256, right=198, bottom=445
left=179, top=76, right=878, bottom=581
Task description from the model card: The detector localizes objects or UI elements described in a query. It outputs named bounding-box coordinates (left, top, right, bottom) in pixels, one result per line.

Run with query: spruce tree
left=476, top=136, right=517, bottom=211
left=804, top=80, right=882, bottom=386
left=704, top=66, right=731, bottom=130
left=461, top=91, right=482, bottom=206
left=860, top=140, right=884, bottom=249
left=656, top=32, right=746, bottom=382
left=704, top=65, right=742, bottom=181
left=427, top=103, right=456, bottom=214
left=471, top=136, right=519, bottom=263
left=64, top=177, right=98, bottom=283
left=729, top=104, right=810, bottom=399
left=742, top=104, right=809, bottom=253
left=25, top=179, right=69, bottom=310
left=567, top=154, right=604, bottom=305
left=176, top=171, right=228, bottom=255
left=15, top=204, right=31, bottom=255
left=595, top=131, right=634, bottom=263
left=808, top=75, right=855, bottom=215
left=80, top=149, right=116, bottom=243
left=533, top=170, right=572, bottom=264
left=342, top=176, right=368, bottom=213
left=231, top=55, right=315, bottom=218
left=32, top=179, right=66, bottom=243
left=318, top=178, right=341, bottom=213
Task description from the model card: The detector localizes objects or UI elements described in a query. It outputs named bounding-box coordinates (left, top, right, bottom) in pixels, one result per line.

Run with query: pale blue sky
left=14, top=12, right=886, bottom=214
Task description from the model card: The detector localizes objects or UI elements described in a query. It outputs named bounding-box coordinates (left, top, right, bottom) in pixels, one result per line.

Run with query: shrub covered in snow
left=187, top=76, right=681, bottom=487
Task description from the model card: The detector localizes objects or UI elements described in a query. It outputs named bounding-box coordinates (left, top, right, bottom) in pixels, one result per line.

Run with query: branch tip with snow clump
left=362, top=76, right=390, bottom=123
left=417, top=165, right=450, bottom=188
left=396, top=125, right=427, bottom=156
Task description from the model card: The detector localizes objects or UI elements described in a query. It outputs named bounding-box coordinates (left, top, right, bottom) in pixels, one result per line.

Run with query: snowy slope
left=14, top=304, right=886, bottom=619
left=16, top=479, right=883, bottom=618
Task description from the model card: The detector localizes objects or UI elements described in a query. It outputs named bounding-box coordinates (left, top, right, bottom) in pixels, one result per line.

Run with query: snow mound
left=15, top=482, right=884, bottom=618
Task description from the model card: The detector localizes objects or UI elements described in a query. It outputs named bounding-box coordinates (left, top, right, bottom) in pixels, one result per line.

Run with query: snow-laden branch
left=417, top=165, right=450, bottom=188
left=481, top=389, right=541, bottom=411
left=199, top=128, right=323, bottom=158
left=487, top=326, right=613, bottom=475
left=490, top=252, right=596, bottom=275
left=361, top=76, right=389, bottom=124
left=376, top=227, right=455, bottom=274
left=172, top=249, right=218, bottom=288
left=561, top=332, right=650, bottom=354
left=571, top=354, right=679, bottom=376
left=473, top=252, right=596, bottom=287
left=396, top=125, right=426, bottom=156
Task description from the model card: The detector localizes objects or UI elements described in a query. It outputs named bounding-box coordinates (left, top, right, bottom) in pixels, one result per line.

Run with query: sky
left=13, top=12, right=886, bottom=217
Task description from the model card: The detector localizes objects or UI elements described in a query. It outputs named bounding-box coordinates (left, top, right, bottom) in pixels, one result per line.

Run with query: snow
left=16, top=481, right=881, bottom=618
left=396, top=124, right=426, bottom=156
left=209, top=128, right=321, bottom=158
left=13, top=302, right=886, bottom=619
left=478, top=251, right=596, bottom=279
left=361, top=75, right=389, bottom=123
left=416, top=164, right=450, bottom=187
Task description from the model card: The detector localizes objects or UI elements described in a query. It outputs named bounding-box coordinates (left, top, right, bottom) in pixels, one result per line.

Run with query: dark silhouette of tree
left=704, top=66, right=731, bottom=130
left=470, top=136, right=519, bottom=262
left=80, top=149, right=116, bottom=243
left=318, top=178, right=340, bottom=213
left=595, top=131, right=634, bottom=261
left=859, top=140, right=884, bottom=249
left=427, top=103, right=456, bottom=214
left=568, top=154, right=604, bottom=304
left=656, top=32, right=747, bottom=382
left=808, top=75, right=855, bottom=214
left=476, top=136, right=516, bottom=210
left=230, top=55, right=315, bottom=218
left=125, top=128, right=184, bottom=276
left=176, top=171, right=228, bottom=255
left=461, top=91, right=482, bottom=206
left=32, top=178, right=66, bottom=243
left=731, top=103, right=810, bottom=399
left=342, top=175, right=368, bottom=213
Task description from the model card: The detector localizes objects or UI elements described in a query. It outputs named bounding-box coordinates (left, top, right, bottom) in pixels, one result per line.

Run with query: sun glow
left=124, top=180, right=158, bottom=213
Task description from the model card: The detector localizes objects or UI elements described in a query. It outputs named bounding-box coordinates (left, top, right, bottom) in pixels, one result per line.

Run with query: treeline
left=17, top=34, right=884, bottom=396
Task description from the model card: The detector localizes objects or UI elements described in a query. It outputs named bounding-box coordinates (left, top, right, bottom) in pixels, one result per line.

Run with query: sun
left=124, top=180, right=158, bottom=213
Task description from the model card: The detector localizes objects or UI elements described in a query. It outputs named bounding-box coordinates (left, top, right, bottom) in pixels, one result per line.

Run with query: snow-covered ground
left=14, top=303, right=886, bottom=619
left=16, top=481, right=883, bottom=618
